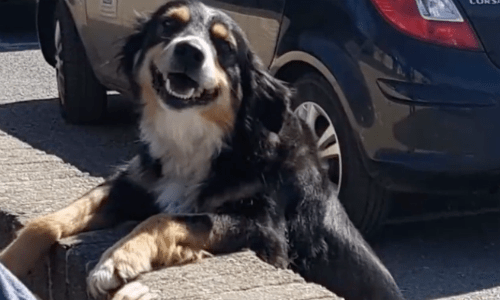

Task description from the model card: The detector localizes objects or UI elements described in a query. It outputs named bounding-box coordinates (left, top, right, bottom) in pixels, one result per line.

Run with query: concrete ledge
left=1, top=216, right=341, bottom=300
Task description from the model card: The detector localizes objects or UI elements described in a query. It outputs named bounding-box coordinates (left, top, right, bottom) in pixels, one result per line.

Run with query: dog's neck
left=139, top=102, right=226, bottom=184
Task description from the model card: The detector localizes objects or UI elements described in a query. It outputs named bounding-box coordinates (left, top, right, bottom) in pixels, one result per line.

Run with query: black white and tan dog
left=0, top=1, right=404, bottom=299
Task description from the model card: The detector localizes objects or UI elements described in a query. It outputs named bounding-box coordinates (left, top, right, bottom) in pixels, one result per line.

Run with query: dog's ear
left=119, top=1, right=188, bottom=77
left=237, top=35, right=292, bottom=134
left=118, top=14, right=151, bottom=78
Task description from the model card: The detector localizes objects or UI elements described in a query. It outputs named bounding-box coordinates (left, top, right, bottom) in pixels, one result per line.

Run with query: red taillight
left=370, top=0, right=481, bottom=50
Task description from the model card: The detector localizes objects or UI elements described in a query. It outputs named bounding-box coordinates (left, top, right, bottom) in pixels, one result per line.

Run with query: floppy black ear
left=119, top=19, right=148, bottom=75
left=117, top=15, right=155, bottom=97
left=238, top=38, right=292, bottom=134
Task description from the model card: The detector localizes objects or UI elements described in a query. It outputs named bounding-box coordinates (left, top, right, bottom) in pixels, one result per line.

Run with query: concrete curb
left=0, top=215, right=339, bottom=300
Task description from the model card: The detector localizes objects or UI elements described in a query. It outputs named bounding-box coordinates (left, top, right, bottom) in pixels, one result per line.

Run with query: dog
left=0, top=1, right=404, bottom=299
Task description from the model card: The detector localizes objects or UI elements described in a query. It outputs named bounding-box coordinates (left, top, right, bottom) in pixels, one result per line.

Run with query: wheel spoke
left=331, top=183, right=340, bottom=195
left=320, top=142, right=340, bottom=159
left=317, top=124, right=336, bottom=149
left=294, top=101, right=342, bottom=195
left=296, top=105, right=308, bottom=122
left=305, top=104, right=319, bottom=129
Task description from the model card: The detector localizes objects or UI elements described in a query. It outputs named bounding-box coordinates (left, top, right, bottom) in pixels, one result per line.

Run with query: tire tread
left=55, top=0, right=107, bottom=124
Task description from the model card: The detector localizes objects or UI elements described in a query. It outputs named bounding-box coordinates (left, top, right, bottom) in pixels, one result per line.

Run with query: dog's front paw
left=111, top=282, right=159, bottom=300
left=87, top=257, right=122, bottom=298
left=87, top=253, right=151, bottom=299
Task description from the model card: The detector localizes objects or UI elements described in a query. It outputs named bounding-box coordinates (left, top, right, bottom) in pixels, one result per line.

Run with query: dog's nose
left=174, top=41, right=205, bottom=71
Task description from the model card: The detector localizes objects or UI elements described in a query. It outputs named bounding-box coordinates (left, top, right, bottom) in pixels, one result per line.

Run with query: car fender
left=271, top=35, right=376, bottom=132
left=270, top=34, right=381, bottom=178
left=270, top=50, right=360, bottom=133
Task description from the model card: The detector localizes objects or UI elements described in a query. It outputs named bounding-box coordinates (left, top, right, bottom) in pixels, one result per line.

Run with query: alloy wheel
left=294, top=102, right=342, bottom=195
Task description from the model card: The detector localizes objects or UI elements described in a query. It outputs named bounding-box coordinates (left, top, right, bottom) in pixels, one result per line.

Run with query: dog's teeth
left=165, top=79, right=195, bottom=99
left=172, top=88, right=194, bottom=99
left=184, top=88, right=195, bottom=99
left=166, top=79, right=173, bottom=95
left=194, top=90, right=203, bottom=98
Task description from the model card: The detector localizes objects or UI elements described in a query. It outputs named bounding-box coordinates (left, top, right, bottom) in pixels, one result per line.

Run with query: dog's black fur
left=107, top=2, right=404, bottom=299
left=0, top=1, right=404, bottom=299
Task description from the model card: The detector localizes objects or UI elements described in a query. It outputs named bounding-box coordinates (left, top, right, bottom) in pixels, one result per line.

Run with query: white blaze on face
left=155, top=36, right=219, bottom=94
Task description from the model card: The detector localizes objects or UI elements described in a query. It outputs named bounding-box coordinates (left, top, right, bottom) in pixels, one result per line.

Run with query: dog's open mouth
left=151, top=64, right=218, bottom=107
left=167, top=73, right=199, bottom=99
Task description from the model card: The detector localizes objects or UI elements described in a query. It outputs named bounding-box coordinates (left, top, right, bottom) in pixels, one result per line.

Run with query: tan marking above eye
left=200, top=59, right=236, bottom=133
left=165, top=6, right=190, bottom=23
left=211, top=23, right=230, bottom=40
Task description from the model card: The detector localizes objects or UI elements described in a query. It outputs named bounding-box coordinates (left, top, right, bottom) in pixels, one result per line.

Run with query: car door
left=115, top=0, right=287, bottom=66
left=83, top=0, right=286, bottom=93
left=82, top=0, right=148, bottom=93
left=202, top=0, right=286, bottom=67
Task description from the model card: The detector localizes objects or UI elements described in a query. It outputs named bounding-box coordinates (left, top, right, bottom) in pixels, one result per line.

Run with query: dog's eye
left=215, top=39, right=233, bottom=54
left=162, top=17, right=180, bottom=30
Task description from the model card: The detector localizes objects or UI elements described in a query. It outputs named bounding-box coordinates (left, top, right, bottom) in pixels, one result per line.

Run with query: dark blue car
left=36, top=0, right=500, bottom=235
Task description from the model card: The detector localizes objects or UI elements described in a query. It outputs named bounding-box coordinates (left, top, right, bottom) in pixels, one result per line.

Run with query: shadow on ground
left=0, top=1, right=39, bottom=52
left=0, top=95, right=140, bottom=177
left=0, top=1, right=36, bottom=32
left=375, top=213, right=500, bottom=300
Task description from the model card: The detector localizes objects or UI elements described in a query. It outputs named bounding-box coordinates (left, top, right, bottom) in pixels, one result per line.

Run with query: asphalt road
left=1, top=3, right=500, bottom=300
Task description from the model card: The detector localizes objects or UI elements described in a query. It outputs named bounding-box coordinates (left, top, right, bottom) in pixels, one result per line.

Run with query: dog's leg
left=87, top=213, right=254, bottom=298
left=291, top=193, right=404, bottom=300
left=0, top=183, right=113, bottom=278
left=87, top=214, right=214, bottom=297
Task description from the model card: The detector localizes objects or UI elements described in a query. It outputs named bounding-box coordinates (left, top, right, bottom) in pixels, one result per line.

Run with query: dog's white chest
left=142, top=101, right=227, bottom=215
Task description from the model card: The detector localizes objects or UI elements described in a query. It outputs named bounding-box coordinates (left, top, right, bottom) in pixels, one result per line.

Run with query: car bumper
left=363, top=99, right=500, bottom=193
left=355, top=36, right=500, bottom=194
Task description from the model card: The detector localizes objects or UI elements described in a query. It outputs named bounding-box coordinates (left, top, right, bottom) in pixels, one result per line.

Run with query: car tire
left=290, top=72, right=391, bottom=238
left=54, top=0, right=107, bottom=124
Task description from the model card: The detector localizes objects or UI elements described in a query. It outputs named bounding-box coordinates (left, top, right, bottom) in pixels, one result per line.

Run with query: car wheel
left=54, top=0, right=107, bottom=124
left=291, top=72, right=390, bottom=238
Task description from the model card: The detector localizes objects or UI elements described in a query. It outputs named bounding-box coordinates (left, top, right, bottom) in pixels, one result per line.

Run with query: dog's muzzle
left=174, top=41, right=205, bottom=74
left=151, top=38, right=219, bottom=108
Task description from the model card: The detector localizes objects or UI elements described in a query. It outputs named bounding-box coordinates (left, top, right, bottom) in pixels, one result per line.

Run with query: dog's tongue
left=167, top=73, right=198, bottom=99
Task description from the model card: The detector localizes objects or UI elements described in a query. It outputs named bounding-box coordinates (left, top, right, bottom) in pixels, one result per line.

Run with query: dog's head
left=120, top=0, right=291, bottom=134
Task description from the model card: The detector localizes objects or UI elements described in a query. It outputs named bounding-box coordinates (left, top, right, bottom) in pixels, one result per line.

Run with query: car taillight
left=370, top=0, right=481, bottom=50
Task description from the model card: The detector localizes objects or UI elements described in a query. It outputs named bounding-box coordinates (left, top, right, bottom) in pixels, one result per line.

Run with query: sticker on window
left=100, top=0, right=117, bottom=18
